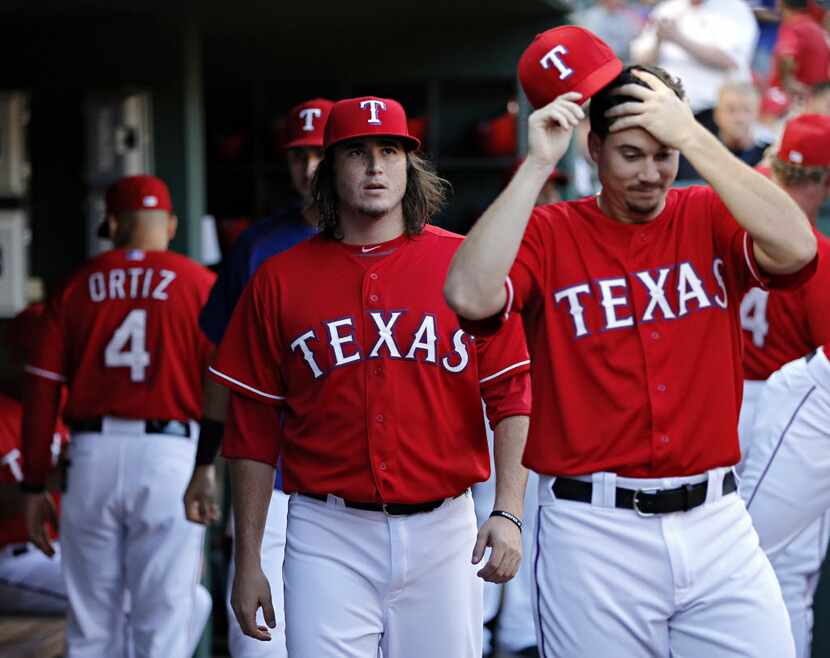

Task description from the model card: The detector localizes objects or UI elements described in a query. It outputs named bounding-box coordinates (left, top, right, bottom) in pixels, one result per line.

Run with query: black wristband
left=195, top=417, right=225, bottom=466
left=19, top=481, right=46, bottom=494
left=490, top=509, right=522, bottom=532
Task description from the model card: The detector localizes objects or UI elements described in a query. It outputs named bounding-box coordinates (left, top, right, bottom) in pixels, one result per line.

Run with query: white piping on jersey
left=24, top=364, right=66, bottom=382
left=208, top=367, right=285, bottom=401
left=743, top=233, right=764, bottom=285
left=480, top=359, right=530, bottom=384
left=504, top=276, right=515, bottom=320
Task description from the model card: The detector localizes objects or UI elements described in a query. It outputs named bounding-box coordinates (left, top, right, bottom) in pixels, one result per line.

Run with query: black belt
left=552, top=471, right=737, bottom=516
left=71, top=418, right=192, bottom=438
left=300, top=492, right=459, bottom=516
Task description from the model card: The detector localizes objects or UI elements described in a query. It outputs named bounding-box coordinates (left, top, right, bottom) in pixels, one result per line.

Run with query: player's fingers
left=558, top=100, right=586, bottom=121
left=478, top=545, right=506, bottom=582
left=608, top=115, right=642, bottom=133
left=207, top=502, right=222, bottom=522
left=609, top=82, right=653, bottom=99
left=184, top=498, right=201, bottom=523
left=544, top=108, right=574, bottom=130
left=471, top=529, right=489, bottom=564
left=44, top=495, right=59, bottom=531
left=262, top=593, right=277, bottom=629
left=605, top=101, right=646, bottom=119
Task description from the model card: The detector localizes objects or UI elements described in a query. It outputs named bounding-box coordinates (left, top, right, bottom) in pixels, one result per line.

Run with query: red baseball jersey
left=467, top=187, right=816, bottom=478
left=742, top=230, right=830, bottom=380
left=211, top=227, right=532, bottom=504
left=23, top=249, right=215, bottom=483
left=0, top=394, right=67, bottom=546
left=770, top=13, right=830, bottom=89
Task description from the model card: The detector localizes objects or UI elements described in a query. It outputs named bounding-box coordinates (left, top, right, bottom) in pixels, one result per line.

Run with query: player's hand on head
left=183, top=464, right=221, bottom=525
left=604, top=69, right=695, bottom=150
left=231, top=563, right=276, bottom=641
left=527, top=91, right=584, bottom=169
left=471, top=514, right=522, bottom=584
left=23, top=492, right=58, bottom=558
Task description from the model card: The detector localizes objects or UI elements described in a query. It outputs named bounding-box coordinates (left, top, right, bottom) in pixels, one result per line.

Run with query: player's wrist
left=490, top=509, right=523, bottom=532
left=195, top=417, right=225, bottom=466
left=19, top=481, right=46, bottom=495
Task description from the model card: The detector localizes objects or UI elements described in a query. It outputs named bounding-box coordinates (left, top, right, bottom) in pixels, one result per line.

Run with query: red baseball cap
left=324, top=96, right=421, bottom=151
left=284, top=98, right=335, bottom=149
left=98, top=175, right=173, bottom=239
left=519, top=26, right=622, bottom=110
left=777, top=114, right=830, bottom=167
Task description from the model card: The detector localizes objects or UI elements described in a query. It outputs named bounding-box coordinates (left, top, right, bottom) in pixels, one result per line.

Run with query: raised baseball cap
left=777, top=114, right=830, bottom=167
left=284, top=98, right=335, bottom=149
left=98, top=174, right=173, bottom=239
left=519, top=26, right=623, bottom=110
left=324, top=96, right=421, bottom=151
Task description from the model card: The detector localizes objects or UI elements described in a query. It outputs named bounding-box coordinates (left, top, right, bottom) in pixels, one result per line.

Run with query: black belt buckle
left=632, top=488, right=660, bottom=517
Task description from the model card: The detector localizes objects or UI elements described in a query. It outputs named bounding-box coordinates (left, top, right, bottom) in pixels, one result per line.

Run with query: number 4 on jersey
left=105, top=309, right=150, bottom=382
left=740, top=288, right=769, bottom=348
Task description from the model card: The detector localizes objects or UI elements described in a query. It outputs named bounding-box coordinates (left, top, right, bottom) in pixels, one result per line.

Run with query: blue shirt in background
left=200, top=201, right=317, bottom=489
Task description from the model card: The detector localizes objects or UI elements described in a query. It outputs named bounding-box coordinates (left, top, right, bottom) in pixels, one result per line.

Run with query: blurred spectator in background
left=575, top=0, right=643, bottom=62
left=768, top=0, right=830, bottom=107
left=678, top=80, right=770, bottom=179
left=805, top=79, right=830, bottom=114
left=630, top=0, right=759, bottom=128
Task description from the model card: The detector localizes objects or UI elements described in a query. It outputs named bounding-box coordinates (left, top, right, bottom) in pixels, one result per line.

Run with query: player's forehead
left=606, top=127, right=671, bottom=155
left=335, top=136, right=405, bottom=152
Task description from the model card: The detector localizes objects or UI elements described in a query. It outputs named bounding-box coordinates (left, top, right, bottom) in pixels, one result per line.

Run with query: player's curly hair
left=589, top=65, right=686, bottom=139
left=310, top=148, right=451, bottom=240
left=771, top=158, right=830, bottom=187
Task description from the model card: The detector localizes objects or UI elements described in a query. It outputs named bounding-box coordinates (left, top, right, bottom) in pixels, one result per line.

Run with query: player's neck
left=338, top=208, right=406, bottom=246
left=597, top=190, right=666, bottom=225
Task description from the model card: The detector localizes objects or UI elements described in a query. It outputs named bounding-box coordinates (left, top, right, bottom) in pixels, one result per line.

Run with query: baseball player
left=209, top=96, right=532, bottom=658
left=737, top=115, right=830, bottom=658
left=184, top=97, right=333, bottom=658
left=445, top=25, right=818, bottom=658
left=20, top=175, right=214, bottom=658
left=0, top=392, right=67, bottom=615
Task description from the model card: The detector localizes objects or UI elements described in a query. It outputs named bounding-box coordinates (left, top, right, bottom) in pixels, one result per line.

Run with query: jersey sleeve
left=23, top=293, right=68, bottom=384
left=476, top=314, right=532, bottom=427
left=222, top=391, right=283, bottom=467
left=459, top=208, right=549, bottom=337
left=707, top=187, right=817, bottom=293
left=209, top=269, right=286, bottom=406
left=803, top=241, right=830, bottom=345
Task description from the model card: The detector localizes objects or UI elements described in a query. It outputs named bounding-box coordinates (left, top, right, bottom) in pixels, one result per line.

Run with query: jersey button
left=369, top=294, right=379, bottom=303
left=656, top=383, right=667, bottom=392
left=376, top=414, right=384, bottom=423
left=660, top=434, right=670, bottom=444
left=369, top=273, right=379, bottom=281
left=374, top=366, right=383, bottom=376
left=640, top=233, right=648, bottom=242
left=379, top=462, right=387, bottom=471
left=650, top=331, right=661, bottom=340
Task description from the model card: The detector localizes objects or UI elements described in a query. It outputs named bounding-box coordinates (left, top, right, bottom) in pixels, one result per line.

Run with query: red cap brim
left=573, top=58, right=624, bottom=102
left=326, top=132, right=421, bottom=151
left=284, top=136, right=326, bottom=150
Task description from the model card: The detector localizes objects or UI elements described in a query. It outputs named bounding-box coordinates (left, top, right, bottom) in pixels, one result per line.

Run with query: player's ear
left=167, top=213, right=178, bottom=241
left=107, top=214, right=118, bottom=240
left=587, top=131, right=602, bottom=165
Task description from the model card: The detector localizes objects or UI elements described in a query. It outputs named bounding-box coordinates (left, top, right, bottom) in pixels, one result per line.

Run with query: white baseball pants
left=61, top=425, right=207, bottom=658
left=283, top=491, right=482, bottom=658
left=0, top=541, right=67, bottom=614
left=739, top=348, right=830, bottom=658
left=227, top=489, right=288, bottom=658
left=532, top=468, right=794, bottom=658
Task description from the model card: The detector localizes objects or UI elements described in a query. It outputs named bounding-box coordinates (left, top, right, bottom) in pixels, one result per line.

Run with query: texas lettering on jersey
left=289, top=312, right=472, bottom=379
left=552, top=258, right=729, bottom=339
